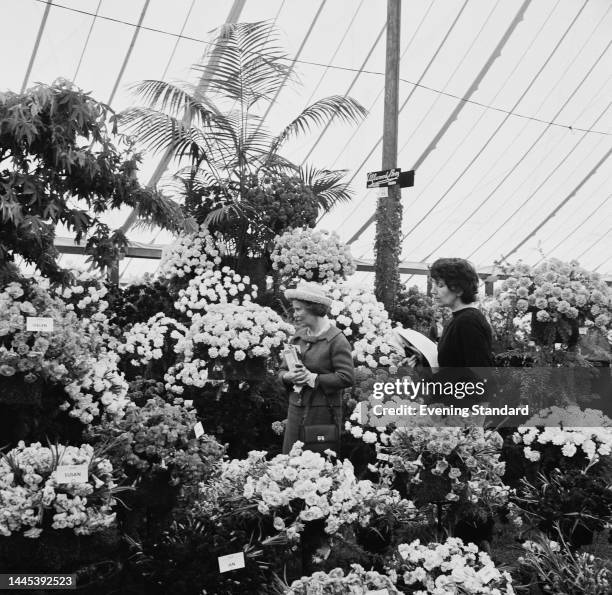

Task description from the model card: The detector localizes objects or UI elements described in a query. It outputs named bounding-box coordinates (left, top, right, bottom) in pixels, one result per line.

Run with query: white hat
left=284, top=281, right=332, bottom=307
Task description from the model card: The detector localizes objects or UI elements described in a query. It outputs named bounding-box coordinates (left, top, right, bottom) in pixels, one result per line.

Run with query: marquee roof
left=3, top=0, right=611, bottom=282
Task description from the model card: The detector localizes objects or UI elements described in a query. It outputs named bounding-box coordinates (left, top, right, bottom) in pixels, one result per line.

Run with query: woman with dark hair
left=429, top=257, right=495, bottom=368
left=279, top=282, right=355, bottom=454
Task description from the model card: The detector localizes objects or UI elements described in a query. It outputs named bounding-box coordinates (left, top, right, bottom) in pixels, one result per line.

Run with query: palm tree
left=119, top=21, right=366, bottom=278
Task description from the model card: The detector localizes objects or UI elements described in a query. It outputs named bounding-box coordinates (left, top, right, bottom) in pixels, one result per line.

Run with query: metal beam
left=54, top=237, right=163, bottom=259
left=21, top=0, right=53, bottom=93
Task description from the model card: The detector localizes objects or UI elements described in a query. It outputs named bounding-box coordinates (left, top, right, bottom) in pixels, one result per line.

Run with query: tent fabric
left=2, top=0, right=611, bottom=281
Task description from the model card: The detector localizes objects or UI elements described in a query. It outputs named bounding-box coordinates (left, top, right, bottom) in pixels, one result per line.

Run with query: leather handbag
left=298, top=390, right=340, bottom=455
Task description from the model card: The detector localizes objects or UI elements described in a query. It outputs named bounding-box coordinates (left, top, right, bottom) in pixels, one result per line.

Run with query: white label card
left=26, top=317, right=54, bottom=332
left=377, top=453, right=390, bottom=461
left=218, top=552, right=245, bottom=573
left=184, top=400, right=193, bottom=407
left=366, top=590, right=389, bottom=595
left=194, top=421, right=204, bottom=438
left=579, top=327, right=587, bottom=335
left=377, top=187, right=388, bottom=198
left=56, top=464, right=88, bottom=484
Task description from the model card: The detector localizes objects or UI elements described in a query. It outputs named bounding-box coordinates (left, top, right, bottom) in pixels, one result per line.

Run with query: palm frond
left=299, top=165, right=354, bottom=211
left=192, top=21, right=293, bottom=108
left=271, top=96, right=368, bottom=154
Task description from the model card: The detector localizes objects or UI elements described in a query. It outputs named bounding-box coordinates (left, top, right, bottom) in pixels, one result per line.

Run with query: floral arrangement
left=0, top=280, right=92, bottom=387
left=382, top=423, right=508, bottom=512
left=173, top=267, right=257, bottom=316
left=513, top=406, right=612, bottom=464
left=157, top=225, right=223, bottom=284
left=200, top=442, right=415, bottom=542
left=490, top=259, right=612, bottom=346
left=167, top=302, right=294, bottom=391
left=87, top=396, right=224, bottom=499
left=0, top=441, right=118, bottom=538
left=117, top=313, right=187, bottom=369
left=63, top=351, right=130, bottom=424
left=517, top=534, right=612, bottom=594
left=52, top=269, right=110, bottom=321
left=271, top=228, right=356, bottom=284
left=285, top=564, right=401, bottom=594
left=384, top=537, right=515, bottom=594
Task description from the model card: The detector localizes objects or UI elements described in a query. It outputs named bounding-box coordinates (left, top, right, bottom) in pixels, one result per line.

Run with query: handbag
left=298, top=389, right=340, bottom=455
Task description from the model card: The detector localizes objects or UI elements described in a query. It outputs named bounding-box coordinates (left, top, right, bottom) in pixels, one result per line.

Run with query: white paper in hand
left=56, top=464, right=88, bottom=484
left=218, top=552, right=245, bottom=573
left=194, top=421, right=204, bottom=438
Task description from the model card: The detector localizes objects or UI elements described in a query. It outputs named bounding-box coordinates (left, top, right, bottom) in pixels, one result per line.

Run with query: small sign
left=194, top=421, right=204, bottom=438
left=218, top=552, right=245, bottom=573
left=377, top=452, right=391, bottom=461
left=377, top=186, right=389, bottom=198
left=184, top=400, right=194, bottom=408
left=366, top=590, right=390, bottom=595
left=56, top=464, right=88, bottom=484
left=26, top=317, right=54, bottom=332
left=579, top=327, right=587, bottom=335
left=367, top=168, right=401, bottom=188
left=399, top=169, right=415, bottom=188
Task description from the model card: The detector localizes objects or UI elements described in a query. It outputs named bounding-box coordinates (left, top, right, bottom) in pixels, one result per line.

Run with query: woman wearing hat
left=280, top=282, right=355, bottom=454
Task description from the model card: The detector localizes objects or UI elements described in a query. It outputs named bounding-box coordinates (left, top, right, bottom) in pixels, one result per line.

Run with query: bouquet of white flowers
left=0, top=442, right=118, bottom=538
left=157, top=225, right=223, bottom=283
left=385, top=537, right=515, bottom=594
left=202, top=442, right=415, bottom=541
left=174, top=267, right=257, bottom=316
left=513, top=406, right=612, bottom=464
left=271, top=228, right=356, bottom=284
left=285, top=564, right=401, bottom=594
left=117, top=313, right=187, bottom=368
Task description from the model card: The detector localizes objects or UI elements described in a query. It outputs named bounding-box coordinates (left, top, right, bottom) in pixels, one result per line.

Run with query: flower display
left=201, top=442, right=415, bottom=541
left=51, top=269, right=110, bottom=320
left=157, top=225, right=223, bottom=283
left=87, top=396, right=224, bottom=499
left=63, top=352, right=130, bottom=424
left=117, top=313, right=187, bottom=368
left=513, top=406, right=612, bottom=464
left=385, top=537, right=515, bottom=594
left=392, top=284, right=436, bottom=336
left=0, top=442, right=117, bottom=538
left=271, top=227, right=356, bottom=284
left=286, top=564, right=400, bottom=594
left=380, top=422, right=508, bottom=510
left=489, top=259, right=612, bottom=346
left=173, top=267, right=257, bottom=315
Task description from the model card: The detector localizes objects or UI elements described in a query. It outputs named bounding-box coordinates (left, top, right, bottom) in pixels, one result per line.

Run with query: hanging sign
left=366, top=168, right=414, bottom=189
left=366, top=168, right=401, bottom=188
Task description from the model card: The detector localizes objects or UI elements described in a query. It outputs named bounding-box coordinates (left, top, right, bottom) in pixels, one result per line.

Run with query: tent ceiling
left=2, top=0, right=611, bottom=278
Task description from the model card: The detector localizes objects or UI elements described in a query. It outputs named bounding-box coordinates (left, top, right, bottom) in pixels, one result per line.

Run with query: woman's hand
left=403, top=355, right=418, bottom=368
left=283, top=364, right=311, bottom=384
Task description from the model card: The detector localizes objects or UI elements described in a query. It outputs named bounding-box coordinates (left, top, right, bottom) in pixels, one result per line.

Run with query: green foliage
left=0, top=80, right=189, bottom=282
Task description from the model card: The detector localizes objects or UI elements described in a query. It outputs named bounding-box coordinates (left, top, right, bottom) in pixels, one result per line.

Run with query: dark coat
left=280, top=324, right=355, bottom=454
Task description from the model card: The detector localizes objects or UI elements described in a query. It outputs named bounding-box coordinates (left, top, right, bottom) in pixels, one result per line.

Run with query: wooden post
left=374, top=0, right=402, bottom=314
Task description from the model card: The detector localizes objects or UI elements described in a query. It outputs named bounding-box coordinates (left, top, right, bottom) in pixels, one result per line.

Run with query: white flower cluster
left=0, top=442, right=117, bottom=538
left=222, top=442, right=414, bottom=540
left=157, top=226, right=223, bottom=282
left=493, top=259, right=611, bottom=328
left=286, top=564, right=400, bottom=595
left=174, top=302, right=294, bottom=364
left=117, top=313, right=187, bottom=367
left=514, top=406, right=612, bottom=463
left=52, top=269, right=109, bottom=319
left=389, top=537, right=515, bottom=594
left=64, top=352, right=130, bottom=424
left=326, top=282, right=399, bottom=367
left=174, top=267, right=257, bottom=316
left=271, top=227, right=356, bottom=283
